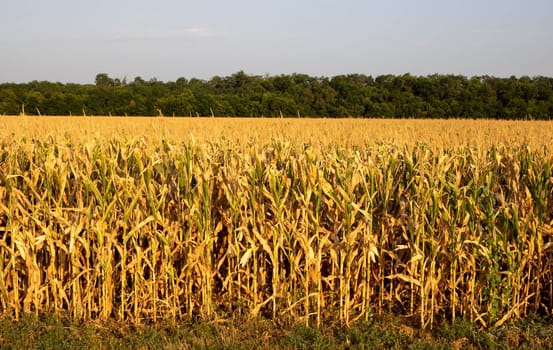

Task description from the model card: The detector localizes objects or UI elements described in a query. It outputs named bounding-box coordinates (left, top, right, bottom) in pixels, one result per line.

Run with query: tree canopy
left=1, top=72, right=552, bottom=119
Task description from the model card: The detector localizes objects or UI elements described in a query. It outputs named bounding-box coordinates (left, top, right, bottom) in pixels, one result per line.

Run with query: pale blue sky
left=1, top=0, right=552, bottom=83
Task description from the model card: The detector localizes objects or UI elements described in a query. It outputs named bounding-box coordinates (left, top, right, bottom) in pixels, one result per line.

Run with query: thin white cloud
left=108, top=26, right=219, bottom=42
left=184, top=27, right=211, bottom=36
left=160, top=27, right=217, bottom=38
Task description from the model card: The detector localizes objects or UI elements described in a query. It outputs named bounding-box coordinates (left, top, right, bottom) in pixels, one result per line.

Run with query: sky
left=1, top=0, right=552, bottom=83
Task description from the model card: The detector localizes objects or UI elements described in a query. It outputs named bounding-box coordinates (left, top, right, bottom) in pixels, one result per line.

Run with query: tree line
left=1, top=72, right=552, bottom=119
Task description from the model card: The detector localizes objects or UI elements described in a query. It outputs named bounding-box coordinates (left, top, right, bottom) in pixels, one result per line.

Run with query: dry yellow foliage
left=0, top=116, right=552, bottom=329
left=1, top=116, right=553, bottom=149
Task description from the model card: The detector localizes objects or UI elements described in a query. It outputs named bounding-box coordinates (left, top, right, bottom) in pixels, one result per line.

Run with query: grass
left=1, top=312, right=553, bottom=349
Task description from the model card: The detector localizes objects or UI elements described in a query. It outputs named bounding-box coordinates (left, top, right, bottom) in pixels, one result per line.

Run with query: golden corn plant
left=0, top=124, right=552, bottom=330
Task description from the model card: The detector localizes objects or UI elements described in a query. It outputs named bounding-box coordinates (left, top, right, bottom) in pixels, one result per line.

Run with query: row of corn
left=0, top=136, right=552, bottom=328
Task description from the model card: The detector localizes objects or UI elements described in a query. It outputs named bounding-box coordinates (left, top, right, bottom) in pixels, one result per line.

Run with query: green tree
left=0, top=87, right=19, bottom=114
left=95, top=73, right=116, bottom=88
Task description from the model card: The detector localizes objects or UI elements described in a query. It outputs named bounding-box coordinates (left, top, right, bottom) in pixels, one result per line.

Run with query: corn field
left=1, top=118, right=553, bottom=329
